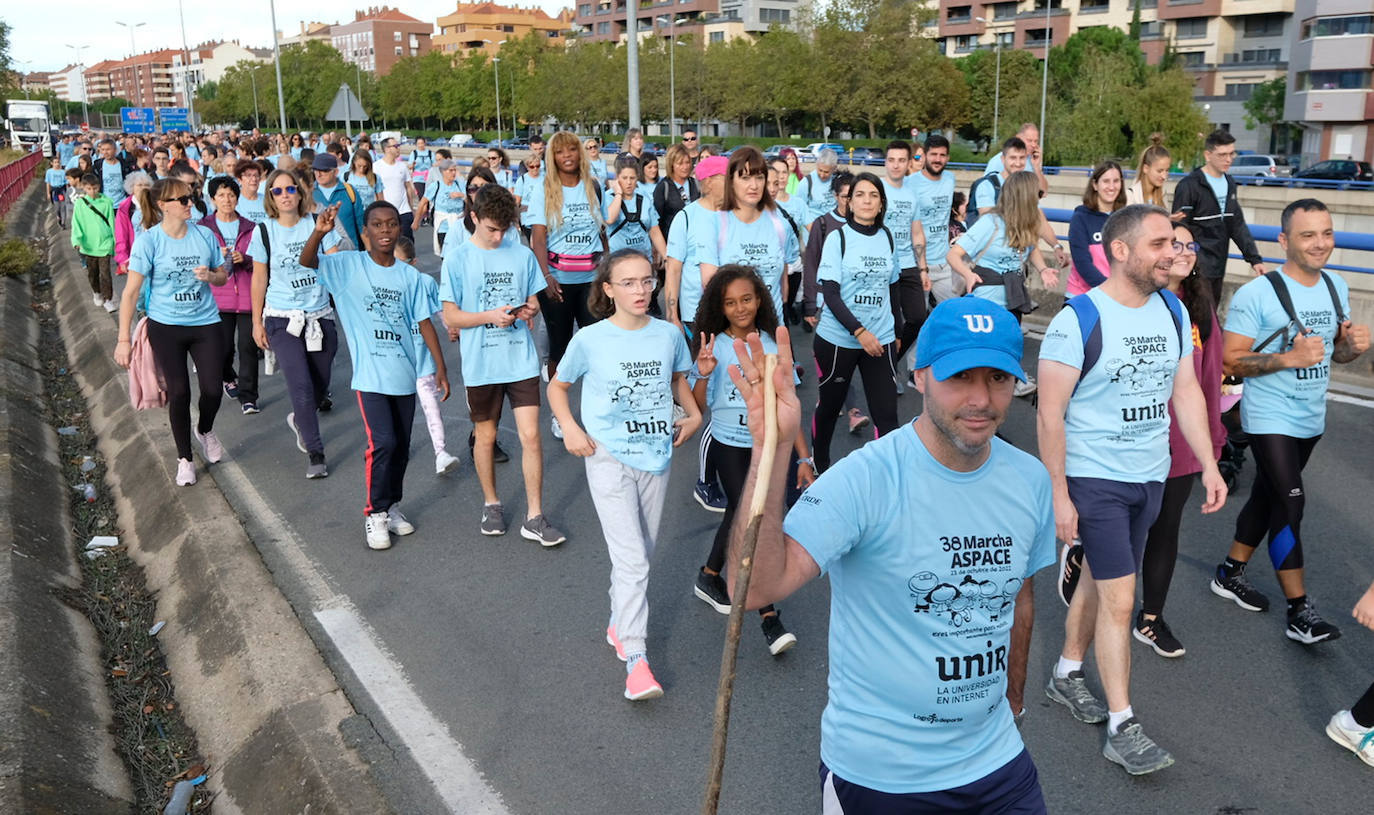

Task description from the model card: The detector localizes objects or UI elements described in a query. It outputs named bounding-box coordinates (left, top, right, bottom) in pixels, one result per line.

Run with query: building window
left=1032, top=0, right=1062, bottom=10
left=1177, top=51, right=1205, bottom=66
left=1175, top=17, right=1207, bottom=39
left=597, top=21, right=610, bottom=33
left=1297, top=69, right=1371, bottom=90
left=504, top=24, right=515, bottom=31
left=709, top=30, right=724, bottom=42
left=1025, top=28, right=1052, bottom=46
left=394, top=31, right=402, bottom=41
left=1139, top=20, right=1162, bottom=37
left=1080, top=0, right=1109, bottom=12
left=990, top=2, right=1017, bottom=19
left=947, top=5, right=972, bottom=22
left=1242, top=14, right=1285, bottom=37
left=1301, top=15, right=1373, bottom=39
left=760, top=7, right=790, bottom=23
left=580, top=3, right=592, bottom=14
left=1225, top=82, right=1258, bottom=99
left=395, top=46, right=403, bottom=55
left=953, top=34, right=977, bottom=51
left=1240, top=47, right=1281, bottom=62
left=996, top=31, right=1014, bottom=47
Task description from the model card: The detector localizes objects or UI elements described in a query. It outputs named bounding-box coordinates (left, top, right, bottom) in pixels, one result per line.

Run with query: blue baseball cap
left=914, top=298, right=1026, bottom=382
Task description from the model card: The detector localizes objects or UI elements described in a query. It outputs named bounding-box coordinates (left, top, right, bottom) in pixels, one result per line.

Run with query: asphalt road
left=136, top=223, right=1374, bottom=815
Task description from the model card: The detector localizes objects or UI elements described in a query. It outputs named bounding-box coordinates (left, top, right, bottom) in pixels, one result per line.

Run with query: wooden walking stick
left=702, top=352, right=779, bottom=815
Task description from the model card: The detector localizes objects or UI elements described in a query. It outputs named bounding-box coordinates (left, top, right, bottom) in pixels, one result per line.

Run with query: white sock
left=626, top=652, right=646, bottom=673
left=1055, top=657, right=1083, bottom=679
left=1108, top=707, right=1134, bottom=734
left=1340, top=710, right=1364, bottom=731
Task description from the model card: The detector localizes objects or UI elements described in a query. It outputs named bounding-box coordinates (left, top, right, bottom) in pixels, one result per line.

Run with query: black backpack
left=1254, top=270, right=1346, bottom=352
left=966, top=174, right=1002, bottom=229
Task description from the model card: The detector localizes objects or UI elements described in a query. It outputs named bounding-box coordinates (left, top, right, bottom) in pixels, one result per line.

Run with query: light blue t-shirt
left=1204, top=171, right=1228, bottom=214
left=637, top=180, right=658, bottom=202
left=236, top=194, right=267, bottom=223
left=912, top=172, right=956, bottom=267
left=881, top=178, right=920, bottom=269
left=1225, top=270, right=1350, bottom=438
left=1040, top=287, right=1192, bottom=482
left=411, top=274, right=442, bottom=379
left=439, top=238, right=546, bottom=387
left=128, top=224, right=224, bottom=327
left=440, top=223, right=521, bottom=259
left=66, top=154, right=84, bottom=170
left=776, top=194, right=810, bottom=238
left=46, top=168, right=68, bottom=189
left=102, top=162, right=126, bottom=204
left=247, top=217, right=340, bottom=312
left=693, top=331, right=792, bottom=448
left=342, top=173, right=383, bottom=209
left=315, top=251, right=432, bottom=396
left=666, top=200, right=717, bottom=326
left=212, top=217, right=240, bottom=249
left=588, top=160, right=608, bottom=186
left=604, top=191, right=659, bottom=258
left=954, top=215, right=1029, bottom=309
left=555, top=318, right=692, bottom=474
left=58, top=141, right=75, bottom=165
left=524, top=182, right=604, bottom=284
left=983, top=151, right=1005, bottom=176
left=784, top=428, right=1055, bottom=794
left=816, top=225, right=900, bottom=349
left=423, top=178, right=467, bottom=232
left=697, top=208, right=801, bottom=324
left=802, top=170, right=838, bottom=223
left=513, top=173, right=540, bottom=201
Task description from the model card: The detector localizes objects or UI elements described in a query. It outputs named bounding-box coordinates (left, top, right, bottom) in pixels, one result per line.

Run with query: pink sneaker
left=624, top=659, right=663, bottom=701
left=605, top=625, right=626, bottom=662
left=847, top=409, right=871, bottom=434
left=175, top=458, right=196, bottom=486
left=195, top=430, right=224, bottom=463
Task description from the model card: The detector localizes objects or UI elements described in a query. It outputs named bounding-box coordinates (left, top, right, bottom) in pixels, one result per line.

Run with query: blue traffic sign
left=120, top=107, right=156, bottom=134
left=158, top=107, right=190, bottom=132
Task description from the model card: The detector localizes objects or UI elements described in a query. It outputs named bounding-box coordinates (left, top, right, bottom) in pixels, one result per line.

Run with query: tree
left=958, top=47, right=1042, bottom=148
left=1242, top=76, right=1289, bottom=154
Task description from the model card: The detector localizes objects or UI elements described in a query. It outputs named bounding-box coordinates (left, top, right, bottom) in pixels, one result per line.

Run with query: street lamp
left=267, top=0, right=288, bottom=131
left=1038, top=0, right=1052, bottom=155
left=177, top=0, right=197, bottom=129
left=493, top=57, right=502, bottom=146
left=116, top=21, right=146, bottom=105
left=66, top=45, right=91, bottom=128
left=627, top=0, right=641, bottom=130
left=975, top=17, right=1001, bottom=145
left=250, top=67, right=261, bottom=129
left=657, top=16, right=689, bottom=140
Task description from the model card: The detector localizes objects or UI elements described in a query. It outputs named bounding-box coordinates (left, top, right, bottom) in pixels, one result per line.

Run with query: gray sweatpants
left=927, top=261, right=966, bottom=305
left=585, top=443, right=670, bottom=657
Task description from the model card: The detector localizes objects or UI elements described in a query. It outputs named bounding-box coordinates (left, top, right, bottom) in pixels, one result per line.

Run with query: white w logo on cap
left=963, top=314, right=994, bottom=333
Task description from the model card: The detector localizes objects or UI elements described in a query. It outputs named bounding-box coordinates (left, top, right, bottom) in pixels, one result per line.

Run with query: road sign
left=325, top=84, right=368, bottom=123
left=80, top=122, right=89, bottom=131
left=911, top=127, right=919, bottom=139
left=159, top=107, right=190, bottom=132
left=119, top=107, right=156, bottom=134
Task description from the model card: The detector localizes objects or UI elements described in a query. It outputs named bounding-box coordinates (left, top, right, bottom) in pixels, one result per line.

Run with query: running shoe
left=194, top=430, right=224, bottom=464
left=306, top=452, right=328, bottom=479
left=468, top=431, right=509, bottom=463
left=435, top=450, right=460, bottom=475
left=1103, top=718, right=1175, bottom=775
left=386, top=505, right=415, bottom=536
left=481, top=504, right=506, bottom=536
left=102, top=299, right=117, bottom=313
left=847, top=409, right=871, bottom=434
left=92, top=292, right=104, bottom=306
left=1210, top=565, right=1271, bottom=612
left=1046, top=670, right=1108, bottom=724
left=1133, top=611, right=1186, bottom=658
left=520, top=515, right=566, bottom=547
left=694, top=480, right=727, bottom=513
left=365, top=512, right=391, bottom=550
left=550, top=416, right=563, bottom=440
left=223, top=380, right=240, bottom=400
left=1013, top=375, right=1038, bottom=398
left=624, top=658, right=664, bottom=701
left=175, top=458, right=196, bottom=487
left=605, top=625, right=626, bottom=661
left=1326, top=711, right=1374, bottom=767
left=694, top=569, right=731, bottom=614
left=761, top=613, right=797, bottom=656
left=286, top=413, right=307, bottom=453
left=1286, top=598, right=1341, bottom=645
left=241, top=402, right=260, bottom=415
left=317, top=395, right=333, bottom=412
left=1059, top=541, right=1084, bottom=607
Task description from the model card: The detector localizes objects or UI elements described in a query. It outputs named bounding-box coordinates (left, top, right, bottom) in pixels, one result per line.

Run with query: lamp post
left=657, top=16, right=689, bottom=140
left=493, top=57, right=502, bottom=146
left=975, top=17, right=1001, bottom=144
left=627, top=0, right=641, bottom=130
left=176, top=0, right=197, bottom=129
left=116, top=21, right=146, bottom=105
left=250, top=67, right=260, bottom=129
left=267, top=0, right=288, bottom=131
left=66, top=45, right=91, bottom=128
left=1038, top=0, right=1051, bottom=155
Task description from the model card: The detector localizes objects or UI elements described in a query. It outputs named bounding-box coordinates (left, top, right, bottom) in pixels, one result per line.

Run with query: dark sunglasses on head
left=162, top=194, right=193, bottom=206
left=271, top=185, right=298, bottom=196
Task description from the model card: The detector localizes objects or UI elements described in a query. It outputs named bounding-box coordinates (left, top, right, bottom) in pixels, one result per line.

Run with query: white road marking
left=1329, top=392, right=1374, bottom=409
left=213, top=458, right=509, bottom=815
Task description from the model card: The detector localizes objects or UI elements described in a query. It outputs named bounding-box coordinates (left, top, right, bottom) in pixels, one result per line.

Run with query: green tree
left=1242, top=76, right=1289, bottom=154
left=958, top=47, right=1042, bottom=148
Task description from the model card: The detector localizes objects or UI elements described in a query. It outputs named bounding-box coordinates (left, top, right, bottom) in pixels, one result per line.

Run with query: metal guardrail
left=0, top=150, right=45, bottom=221
left=948, top=161, right=1374, bottom=190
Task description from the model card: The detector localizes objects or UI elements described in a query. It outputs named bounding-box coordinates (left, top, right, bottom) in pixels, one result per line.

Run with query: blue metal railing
left=946, top=161, right=1374, bottom=190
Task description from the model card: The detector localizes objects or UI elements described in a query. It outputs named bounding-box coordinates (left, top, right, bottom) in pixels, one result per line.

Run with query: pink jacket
left=128, top=317, right=166, bottom=410
left=114, top=197, right=138, bottom=269
left=199, top=213, right=257, bottom=313
left=1167, top=309, right=1226, bottom=478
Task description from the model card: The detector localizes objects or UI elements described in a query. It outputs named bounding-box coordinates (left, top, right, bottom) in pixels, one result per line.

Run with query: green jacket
left=71, top=194, right=115, bottom=257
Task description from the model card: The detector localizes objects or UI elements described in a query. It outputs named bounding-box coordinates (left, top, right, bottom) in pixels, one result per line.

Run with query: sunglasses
left=682, top=136, right=697, bottom=141
left=161, top=195, right=193, bottom=206
left=271, top=186, right=298, bottom=196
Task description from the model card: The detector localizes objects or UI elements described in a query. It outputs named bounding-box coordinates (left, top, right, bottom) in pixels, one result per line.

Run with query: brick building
left=331, top=6, right=434, bottom=75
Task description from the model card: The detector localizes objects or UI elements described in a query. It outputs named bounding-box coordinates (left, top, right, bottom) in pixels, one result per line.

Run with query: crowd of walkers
left=43, top=120, right=1374, bottom=811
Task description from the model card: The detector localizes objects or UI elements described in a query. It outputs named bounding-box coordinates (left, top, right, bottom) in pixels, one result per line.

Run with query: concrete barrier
left=31, top=184, right=394, bottom=814
left=0, top=192, right=134, bottom=813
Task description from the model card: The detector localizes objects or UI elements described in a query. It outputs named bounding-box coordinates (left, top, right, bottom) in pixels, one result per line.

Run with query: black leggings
left=539, top=281, right=597, bottom=377
left=810, top=335, right=899, bottom=472
left=219, top=311, right=259, bottom=404
left=704, top=436, right=776, bottom=617
left=1140, top=472, right=1197, bottom=616
left=1233, top=434, right=1320, bottom=572
left=146, top=320, right=226, bottom=460
left=893, top=269, right=928, bottom=355
left=1353, top=682, right=1374, bottom=728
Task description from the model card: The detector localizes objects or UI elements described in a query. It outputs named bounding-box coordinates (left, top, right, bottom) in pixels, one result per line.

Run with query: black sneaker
left=224, top=380, right=240, bottom=400
left=1286, top=599, right=1341, bottom=645
left=1133, top=611, right=1185, bottom=658
left=694, top=480, right=727, bottom=513
left=1209, top=565, right=1270, bottom=612
left=1058, top=541, right=1084, bottom=608
left=468, top=431, right=510, bottom=464
left=693, top=569, right=731, bottom=614
left=760, top=613, right=797, bottom=655
left=317, top=394, right=333, bottom=412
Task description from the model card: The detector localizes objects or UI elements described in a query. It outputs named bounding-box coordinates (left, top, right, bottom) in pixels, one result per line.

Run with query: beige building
left=279, top=21, right=338, bottom=48
left=1284, top=0, right=1373, bottom=163
left=435, top=2, right=575, bottom=57
left=169, top=41, right=271, bottom=108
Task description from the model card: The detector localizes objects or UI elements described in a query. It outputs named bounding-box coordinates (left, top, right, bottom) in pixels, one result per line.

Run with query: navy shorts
left=819, top=749, right=1046, bottom=815
left=1067, top=476, right=1165, bottom=581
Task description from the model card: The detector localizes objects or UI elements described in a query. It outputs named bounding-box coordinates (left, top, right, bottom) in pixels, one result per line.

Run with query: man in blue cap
left=722, top=299, right=1055, bottom=812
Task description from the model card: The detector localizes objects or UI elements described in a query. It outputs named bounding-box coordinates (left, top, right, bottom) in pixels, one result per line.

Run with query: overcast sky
left=7, top=1, right=571, bottom=72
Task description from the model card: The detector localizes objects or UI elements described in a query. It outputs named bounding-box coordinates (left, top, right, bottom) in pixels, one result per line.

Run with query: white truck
left=4, top=99, right=53, bottom=157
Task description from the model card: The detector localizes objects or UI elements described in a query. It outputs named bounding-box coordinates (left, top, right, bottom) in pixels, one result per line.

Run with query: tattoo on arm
left=1229, top=353, right=1288, bottom=377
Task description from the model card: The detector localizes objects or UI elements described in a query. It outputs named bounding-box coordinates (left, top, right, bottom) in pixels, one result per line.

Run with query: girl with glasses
left=248, top=169, right=343, bottom=479
left=113, top=177, right=231, bottom=487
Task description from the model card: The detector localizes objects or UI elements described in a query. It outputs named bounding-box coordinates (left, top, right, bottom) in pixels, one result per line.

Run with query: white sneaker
left=102, top=299, right=117, bottom=313
left=1327, top=711, right=1374, bottom=767
left=551, top=416, right=563, bottom=440
left=175, top=458, right=196, bottom=486
left=435, top=449, right=460, bottom=475
left=1014, top=375, right=1038, bottom=398
left=365, top=512, right=392, bottom=550
left=92, top=293, right=103, bottom=306
left=194, top=430, right=224, bottom=463
left=387, top=505, right=415, bottom=535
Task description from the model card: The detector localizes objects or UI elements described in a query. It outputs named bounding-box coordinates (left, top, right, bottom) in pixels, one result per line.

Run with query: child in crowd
left=71, top=172, right=116, bottom=312
left=46, top=156, right=71, bottom=228
left=394, top=236, right=461, bottom=476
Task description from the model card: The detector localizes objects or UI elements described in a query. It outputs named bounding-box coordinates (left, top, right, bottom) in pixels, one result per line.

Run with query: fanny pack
left=972, top=266, right=1035, bottom=314
left=548, top=251, right=602, bottom=274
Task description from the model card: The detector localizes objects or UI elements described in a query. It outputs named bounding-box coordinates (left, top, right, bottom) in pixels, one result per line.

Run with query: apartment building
left=20, top=72, right=53, bottom=96
left=82, top=60, right=119, bottom=102
left=331, top=6, right=434, bottom=75
left=434, top=2, right=575, bottom=57
left=1284, top=0, right=1373, bottom=163
left=169, top=41, right=271, bottom=107
left=279, top=21, right=338, bottom=47
left=48, top=64, right=90, bottom=103
left=82, top=51, right=180, bottom=109
left=935, top=0, right=1296, bottom=153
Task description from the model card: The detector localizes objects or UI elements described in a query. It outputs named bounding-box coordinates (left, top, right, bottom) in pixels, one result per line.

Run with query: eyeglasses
left=161, top=195, right=193, bottom=206
left=1172, top=240, right=1200, bottom=254
left=611, top=277, right=658, bottom=292
left=271, top=186, right=298, bottom=196
left=682, top=136, right=697, bottom=141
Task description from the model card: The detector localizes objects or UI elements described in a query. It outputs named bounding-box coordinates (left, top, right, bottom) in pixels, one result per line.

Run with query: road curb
left=33, top=191, right=393, bottom=814
left=0, top=188, right=134, bottom=813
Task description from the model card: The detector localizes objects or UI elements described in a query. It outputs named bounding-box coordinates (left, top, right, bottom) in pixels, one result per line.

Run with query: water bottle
left=162, top=779, right=195, bottom=815
left=264, top=349, right=277, bottom=376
